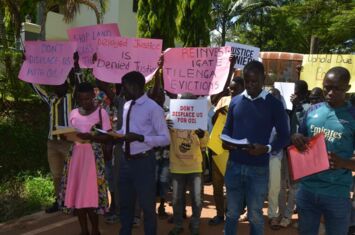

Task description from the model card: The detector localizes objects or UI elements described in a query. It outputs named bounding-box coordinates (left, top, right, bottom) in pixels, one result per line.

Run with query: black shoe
left=45, top=201, right=59, bottom=213
left=208, top=216, right=224, bottom=225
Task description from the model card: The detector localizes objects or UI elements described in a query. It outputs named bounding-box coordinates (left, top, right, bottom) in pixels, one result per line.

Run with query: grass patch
left=0, top=172, right=55, bottom=223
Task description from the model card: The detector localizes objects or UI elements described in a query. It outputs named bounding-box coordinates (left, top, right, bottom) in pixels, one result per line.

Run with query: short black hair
left=76, top=82, right=94, bottom=93
left=295, top=80, right=308, bottom=95
left=232, top=76, right=244, bottom=87
left=121, top=71, right=146, bottom=89
left=243, top=61, right=265, bottom=78
left=310, top=87, right=323, bottom=96
left=325, top=66, right=351, bottom=84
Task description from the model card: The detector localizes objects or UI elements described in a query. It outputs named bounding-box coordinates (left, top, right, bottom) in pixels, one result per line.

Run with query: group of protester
left=27, top=50, right=354, bottom=235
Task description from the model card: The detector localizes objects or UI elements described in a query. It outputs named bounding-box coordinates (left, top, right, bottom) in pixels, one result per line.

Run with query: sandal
left=269, top=217, right=281, bottom=230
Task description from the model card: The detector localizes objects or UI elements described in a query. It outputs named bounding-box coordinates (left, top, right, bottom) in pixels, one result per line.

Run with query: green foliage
left=177, top=0, right=212, bottom=47
left=137, top=0, right=178, bottom=49
left=0, top=49, right=33, bottom=102
left=232, top=0, right=354, bottom=53
left=0, top=172, right=54, bottom=222
left=328, top=6, right=355, bottom=48
left=0, top=100, right=49, bottom=179
left=210, top=0, right=236, bottom=46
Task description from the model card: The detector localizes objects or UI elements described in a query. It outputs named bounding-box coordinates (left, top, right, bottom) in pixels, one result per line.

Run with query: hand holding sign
left=19, top=41, right=77, bottom=85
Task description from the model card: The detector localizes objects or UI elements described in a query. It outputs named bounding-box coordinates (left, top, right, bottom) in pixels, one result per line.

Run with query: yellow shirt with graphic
left=169, top=129, right=209, bottom=174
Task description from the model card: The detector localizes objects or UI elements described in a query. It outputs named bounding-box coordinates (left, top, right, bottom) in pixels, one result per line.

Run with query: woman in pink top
left=58, top=82, right=112, bottom=235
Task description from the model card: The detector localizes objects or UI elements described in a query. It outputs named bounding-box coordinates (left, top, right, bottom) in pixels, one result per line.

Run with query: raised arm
left=147, top=54, right=165, bottom=102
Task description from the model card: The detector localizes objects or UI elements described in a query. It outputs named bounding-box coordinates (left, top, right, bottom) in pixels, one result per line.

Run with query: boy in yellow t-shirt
left=168, top=126, right=209, bottom=235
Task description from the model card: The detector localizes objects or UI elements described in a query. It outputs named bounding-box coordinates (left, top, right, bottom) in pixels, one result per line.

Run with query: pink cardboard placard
left=67, top=23, right=120, bottom=68
left=163, top=47, right=231, bottom=95
left=93, top=36, right=162, bottom=83
left=287, top=133, right=330, bottom=181
left=18, top=41, right=77, bottom=85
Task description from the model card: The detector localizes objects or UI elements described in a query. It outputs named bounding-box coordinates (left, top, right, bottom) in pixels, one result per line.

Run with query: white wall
left=117, top=1, right=137, bottom=37
left=45, top=0, right=137, bottom=40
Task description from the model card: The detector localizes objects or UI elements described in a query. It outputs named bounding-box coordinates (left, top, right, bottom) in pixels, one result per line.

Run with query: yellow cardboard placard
left=213, top=151, right=229, bottom=176
left=208, top=113, right=227, bottom=155
left=208, top=113, right=229, bottom=175
left=300, top=54, right=355, bottom=92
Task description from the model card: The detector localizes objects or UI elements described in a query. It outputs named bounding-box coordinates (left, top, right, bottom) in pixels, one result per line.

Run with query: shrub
left=0, top=172, right=54, bottom=222
left=0, top=49, right=32, bottom=102
left=0, top=99, right=48, bottom=179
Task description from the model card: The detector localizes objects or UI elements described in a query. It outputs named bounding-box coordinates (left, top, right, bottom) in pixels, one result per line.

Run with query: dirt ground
left=0, top=185, right=299, bottom=235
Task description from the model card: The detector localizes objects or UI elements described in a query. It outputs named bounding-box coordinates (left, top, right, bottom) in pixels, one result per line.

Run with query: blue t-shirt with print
left=299, top=102, right=355, bottom=198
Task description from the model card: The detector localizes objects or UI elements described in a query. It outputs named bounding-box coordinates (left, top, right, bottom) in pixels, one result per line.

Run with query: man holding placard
left=222, top=61, right=290, bottom=235
left=291, top=67, right=355, bottom=235
left=23, top=49, right=82, bottom=213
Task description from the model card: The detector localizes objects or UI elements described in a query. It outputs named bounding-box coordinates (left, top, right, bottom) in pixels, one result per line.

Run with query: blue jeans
left=224, top=161, right=269, bottom=235
left=119, top=152, right=157, bottom=235
left=171, top=173, right=202, bottom=229
left=296, top=187, right=351, bottom=235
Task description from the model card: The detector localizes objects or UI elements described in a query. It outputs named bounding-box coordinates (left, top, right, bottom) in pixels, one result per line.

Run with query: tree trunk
left=4, top=0, right=21, bottom=38
left=310, top=35, right=319, bottom=54
left=37, top=0, right=47, bottom=40
left=221, top=16, right=227, bottom=46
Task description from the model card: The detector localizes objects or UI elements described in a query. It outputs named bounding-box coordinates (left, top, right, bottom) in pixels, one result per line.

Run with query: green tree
left=281, top=0, right=354, bottom=53
left=177, top=0, right=212, bottom=47
left=137, top=0, right=178, bottom=49
left=230, top=0, right=354, bottom=53
left=233, top=0, right=279, bottom=49
left=210, top=0, right=237, bottom=46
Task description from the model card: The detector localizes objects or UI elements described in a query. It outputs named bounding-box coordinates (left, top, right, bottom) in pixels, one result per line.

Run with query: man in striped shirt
left=30, top=66, right=82, bottom=213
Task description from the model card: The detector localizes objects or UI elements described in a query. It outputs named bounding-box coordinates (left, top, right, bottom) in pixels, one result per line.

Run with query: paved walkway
left=0, top=185, right=299, bottom=235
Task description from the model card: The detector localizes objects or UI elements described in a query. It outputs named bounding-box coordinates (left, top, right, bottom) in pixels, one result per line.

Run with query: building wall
left=117, top=1, right=137, bottom=37
left=45, top=0, right=137, bottom=40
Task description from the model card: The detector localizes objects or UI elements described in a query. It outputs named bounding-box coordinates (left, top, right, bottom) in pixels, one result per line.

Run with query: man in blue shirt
left=222, top=61, right=290, bottom=235
left=292, top=66, right=355, bottom=235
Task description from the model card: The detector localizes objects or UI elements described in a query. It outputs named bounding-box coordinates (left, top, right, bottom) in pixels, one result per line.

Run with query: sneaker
left=132, top=217, right=140, bottom=228
left=45, top=201, right=59, bottom=213
left=105, top=214, right=119, bottom=224
left=208, top=216, right=224, bottom=225
left=279, top=217, right=291, bottom=228
left=168, top=227, right=184, bottom=235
